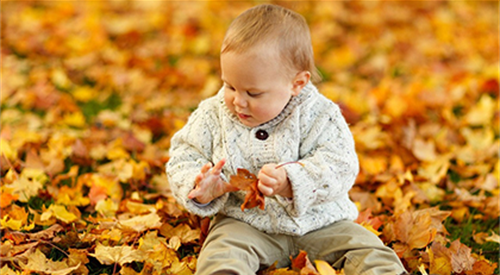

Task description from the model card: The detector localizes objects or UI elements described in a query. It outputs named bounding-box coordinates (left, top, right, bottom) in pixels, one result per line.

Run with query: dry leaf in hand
left=229, top=168, right=265, bottom=211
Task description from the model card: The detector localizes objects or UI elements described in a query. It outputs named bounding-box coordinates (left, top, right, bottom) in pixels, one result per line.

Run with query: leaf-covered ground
left=1, top=1, right=498, bottom=275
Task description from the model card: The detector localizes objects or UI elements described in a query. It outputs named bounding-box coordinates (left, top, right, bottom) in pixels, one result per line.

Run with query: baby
left=166, top=4, right=407, bottom=275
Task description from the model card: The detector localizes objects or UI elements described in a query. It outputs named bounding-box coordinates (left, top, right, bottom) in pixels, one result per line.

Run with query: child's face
left=221, top=47, right=302, bottom=128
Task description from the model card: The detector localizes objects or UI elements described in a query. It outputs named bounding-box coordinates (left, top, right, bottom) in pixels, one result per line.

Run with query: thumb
left=188, top=187, right=201, bottom=199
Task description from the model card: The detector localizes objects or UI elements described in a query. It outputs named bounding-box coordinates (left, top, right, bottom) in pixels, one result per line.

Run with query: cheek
left=224, top=93, right=234, bottom=109
left=250, top=101, right=279, bottom=119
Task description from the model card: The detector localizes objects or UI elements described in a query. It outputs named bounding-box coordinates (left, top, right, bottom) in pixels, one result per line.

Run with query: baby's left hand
left=257, top=164, right=293, bottom=198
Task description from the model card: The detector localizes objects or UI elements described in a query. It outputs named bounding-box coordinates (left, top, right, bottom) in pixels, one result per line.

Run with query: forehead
left=220, top=49, right=287, bottom=86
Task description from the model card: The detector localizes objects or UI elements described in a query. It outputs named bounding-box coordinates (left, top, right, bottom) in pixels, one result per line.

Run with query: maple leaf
left=118, top=212, right=162, bottom=232
left=19, top=249, right=81, bottom=275
left=0, top=204, right=33, bottom=231
left=229, top=168, right=265, bottom=211
left=466, top=259, right=498, bottom=275
left=291, top=250, right=318, bottom=274
left=91, top=243, right=144, bottom=265
left=26, top=224, right=65, bottom=241
left=159, top=223, right=201, bottom=244
left=40, top=204, right=78, bottom=224
left=4, top=169, right=44, bottom=203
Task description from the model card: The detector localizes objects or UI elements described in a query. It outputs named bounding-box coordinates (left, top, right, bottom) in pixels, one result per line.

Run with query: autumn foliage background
left=1, top=1, right=499, bottom=275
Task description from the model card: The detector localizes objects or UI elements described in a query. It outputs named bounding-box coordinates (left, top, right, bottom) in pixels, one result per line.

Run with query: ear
left=291, top=71, right=311, bottom=96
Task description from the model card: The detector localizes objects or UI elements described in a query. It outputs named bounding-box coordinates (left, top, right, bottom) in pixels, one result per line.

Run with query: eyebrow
left=221, top=78, right=261, bottom=92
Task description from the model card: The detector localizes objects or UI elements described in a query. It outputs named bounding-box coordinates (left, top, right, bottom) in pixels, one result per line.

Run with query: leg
left=295, top=220, right=406, bottom=275
left=195, top=214, right=291, bottom=275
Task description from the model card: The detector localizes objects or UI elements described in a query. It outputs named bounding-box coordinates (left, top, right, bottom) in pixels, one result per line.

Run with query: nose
left=233, top=92, right=247, bottom=108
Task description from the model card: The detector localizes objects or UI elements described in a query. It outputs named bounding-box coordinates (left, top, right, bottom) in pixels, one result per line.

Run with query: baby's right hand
left=188, top=159, right=238, bottom=204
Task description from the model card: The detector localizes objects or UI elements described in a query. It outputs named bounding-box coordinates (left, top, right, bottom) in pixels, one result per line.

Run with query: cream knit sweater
left=166, top=83, right=359, bottom=236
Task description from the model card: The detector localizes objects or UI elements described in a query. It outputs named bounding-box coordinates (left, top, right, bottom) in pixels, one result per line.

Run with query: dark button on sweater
left=255, top=130, right=269, bottom=140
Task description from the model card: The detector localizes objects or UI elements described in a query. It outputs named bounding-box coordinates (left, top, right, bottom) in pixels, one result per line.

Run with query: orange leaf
left=0, top=188, right=18, bottom=208
left=466, top=259, right=498, bottom=275
left=229, top=168, right=265, bottom=211
left=229, top=168, right=257, bottom=190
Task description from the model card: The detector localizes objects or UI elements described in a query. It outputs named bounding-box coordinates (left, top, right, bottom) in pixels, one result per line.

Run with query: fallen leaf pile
left=1, top=1, right=498, bottom=275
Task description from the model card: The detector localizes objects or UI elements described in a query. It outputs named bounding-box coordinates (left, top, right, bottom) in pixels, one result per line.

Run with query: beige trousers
left=195, top=215, right=406, bottom=275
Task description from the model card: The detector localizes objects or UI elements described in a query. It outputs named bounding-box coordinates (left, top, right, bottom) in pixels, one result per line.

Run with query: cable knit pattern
left=166, top=83, right=359, bottom=236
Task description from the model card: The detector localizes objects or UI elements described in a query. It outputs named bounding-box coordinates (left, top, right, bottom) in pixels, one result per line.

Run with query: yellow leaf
left=125, top=200, right=156, bottom=214
left=88, top=174, right=123, bottom=202
left=0, top=138, right=16, bottom=161
left=417, top=156, right=451, bottom=184
left=160, top=223, right=201, bottom=244
left=428, top=244, right=452, bottom=275
left=91, top=243, right=143, bottom=266
left=168, top=236, right=182, bottom=251
left=138, top=231, right=167, bottom=251
left=485, top=231, right=500, bottom=244
left=106, top=146, right=130, bottom=160
left=170, top=260, right=194, bottom=275
left=359, top=155, right=388, bottom=176
left=1, top=215, right=23, bottom=231
left=360, top=221, right=381, bottom=236
left=352, top=124, right=386, bottom=150
left=41, top=204, right=78, bottom=224
left=461, top=127, right=494, bottom=151
left=465, top=95, right=495, bottom=126
left=19, top=249, right=80, bottom=275
left=56, top=191, right=90, bottom=207
left=98, top=159, right=133, bottom=182
left=5, top=176, right=42, bottom=203
left=384, top=95, right=407, bottom=118
left=118, top=212, right=162, bottom=232
left=417, top=182, right=445, bottom=204
left=315, top=260, right=337, bottom=275
left=95, top=198, right=119, bottom=217
left=412, top=138, right=437, bottom=162
left=11, top=129, right=44, bottom=149
left=51, top=68, right=72, bottom=89
left=132, top=160, right=150, bottom=180
left=63, top=112, right=86, bottom=128
left=98, top=228, right=123, bottom=243
left=0, top=204, right=34, bottom=231
left=0, top=265, right=20, bottom=275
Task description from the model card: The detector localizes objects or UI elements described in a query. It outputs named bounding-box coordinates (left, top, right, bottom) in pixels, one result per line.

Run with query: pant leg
left=195, top=214, right=291, bottom=275
left=295, top=220, right=406, bottom=275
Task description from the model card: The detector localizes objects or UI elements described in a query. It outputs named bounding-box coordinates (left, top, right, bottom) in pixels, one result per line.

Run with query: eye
left=224, top=84, right=235, bottom=91
left=247, top=91, right=263, bottom=97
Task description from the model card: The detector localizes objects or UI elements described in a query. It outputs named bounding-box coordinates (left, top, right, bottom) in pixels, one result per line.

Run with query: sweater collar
left=218, top=82, right=317, bottom=130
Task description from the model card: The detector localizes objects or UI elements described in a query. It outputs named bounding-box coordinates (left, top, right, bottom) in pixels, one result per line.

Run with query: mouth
left=237, top=113, right=251, bottom=120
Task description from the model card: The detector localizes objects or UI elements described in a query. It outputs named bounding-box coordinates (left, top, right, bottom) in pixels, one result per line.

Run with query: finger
left=263, top=163, right=277, bottom=172
left=200, top=162, right=212, bottom=174
left=258, top=181, right=274, bottom=196
left=211, top=159, right=226, bottom=175
left=188, top=187, right=201, bottom=199
left=258, top=173, right=277, bottom=187
left=195, top=173, right=204, bottom=184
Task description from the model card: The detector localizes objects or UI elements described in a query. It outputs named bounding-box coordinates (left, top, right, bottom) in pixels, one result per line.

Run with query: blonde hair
left=221, top=4, right=321, bottom=83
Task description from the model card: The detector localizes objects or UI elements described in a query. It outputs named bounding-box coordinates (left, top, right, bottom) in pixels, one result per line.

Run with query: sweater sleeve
left=165, top=99, right=229, bottom=217
left=280, top=102, right=359, bottom=217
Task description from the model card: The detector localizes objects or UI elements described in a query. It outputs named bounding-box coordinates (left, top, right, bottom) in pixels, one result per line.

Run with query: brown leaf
left=449, top=240, right=475, bottom=273
left=229, top=168, right=265, bottom=211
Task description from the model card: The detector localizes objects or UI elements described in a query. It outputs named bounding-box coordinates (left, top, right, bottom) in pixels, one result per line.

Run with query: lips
left=237, top=113, right=251, bottom=120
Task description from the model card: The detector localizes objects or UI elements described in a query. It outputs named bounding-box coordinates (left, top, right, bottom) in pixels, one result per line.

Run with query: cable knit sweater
left=166, top=82, right=359, bottom=236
